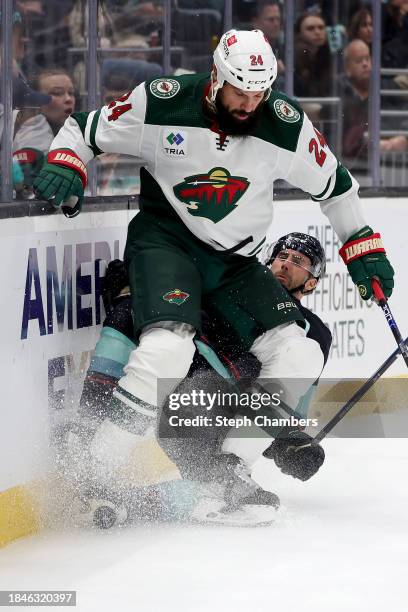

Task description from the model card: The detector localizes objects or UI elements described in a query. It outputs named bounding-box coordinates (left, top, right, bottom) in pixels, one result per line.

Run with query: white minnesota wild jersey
left=52, top=73, right=361, bottom=256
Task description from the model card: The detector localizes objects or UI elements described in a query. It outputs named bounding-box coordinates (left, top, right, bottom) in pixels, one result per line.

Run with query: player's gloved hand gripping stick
left=267, top=232, right=396, bottom=477
left=263, top=429, right=325, bottom=481
left=33, top=149, right=87, bottom=218
left=339, top=226, right=394, bottom=300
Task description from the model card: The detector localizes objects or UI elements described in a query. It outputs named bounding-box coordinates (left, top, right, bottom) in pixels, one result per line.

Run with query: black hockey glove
left=263, top=428, right=325, bottom=481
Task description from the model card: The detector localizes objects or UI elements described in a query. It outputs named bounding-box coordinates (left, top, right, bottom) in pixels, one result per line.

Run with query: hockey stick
left=313, top=280, right=408, bottom=443
left=312, top=335, right=408, bottom=443
left=371, top=278, right=408, bottom=368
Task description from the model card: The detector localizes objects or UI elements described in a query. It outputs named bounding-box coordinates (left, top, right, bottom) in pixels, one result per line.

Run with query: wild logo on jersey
left=173, top=167, right=250, bottom=223
left=162, top=289, right=190, bottom=305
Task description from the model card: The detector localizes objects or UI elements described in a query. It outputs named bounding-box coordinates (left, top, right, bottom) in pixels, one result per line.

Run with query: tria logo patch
left=167, top=132, right=184, bottom=146
left=173, top=167, right=249, bottom=223
left=163, top=130, right=188, bottom=157
left=162, top=289, right=190, bottom=305
left=273, top=99, right=301, bottom=123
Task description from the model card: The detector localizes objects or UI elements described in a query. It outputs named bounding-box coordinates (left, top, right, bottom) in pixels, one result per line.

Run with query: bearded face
left=210, top=82, right=266, bottom=136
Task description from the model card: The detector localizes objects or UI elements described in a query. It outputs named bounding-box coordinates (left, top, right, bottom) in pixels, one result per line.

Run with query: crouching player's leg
left=205, top=259, right=326, bottom=494
left=233, top=322, right=325, bottom=481
left=158, top=362, right=281, bottom=526
left=158, top=323, right=323, bottom=526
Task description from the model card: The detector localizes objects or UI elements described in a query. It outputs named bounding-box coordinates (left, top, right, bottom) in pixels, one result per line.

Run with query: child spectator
left=33, top=68, right=76, bottom=135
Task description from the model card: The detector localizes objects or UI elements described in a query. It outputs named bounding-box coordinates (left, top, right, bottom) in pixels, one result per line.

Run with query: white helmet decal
left=211, top=29, right=278, bottom=103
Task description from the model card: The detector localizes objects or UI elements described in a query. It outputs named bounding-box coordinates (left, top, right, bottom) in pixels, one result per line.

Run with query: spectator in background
left=348, top=7, right=373, bottom=48
left=16, top=1, right=75, bottom=71
left=382, top=0, right=408, bottom=70
left=68, top=0, right=115, bottom=49
left=5, top=8, right=36, bottom=80
left=11, top=9, right=27, bottom=72
left=33, top=69, right=76, bottom=135
left=340, top=39, right=407, bottom=164
left=111, top=31, right=151, bottom=62
left=294, top=10, right=334, bottom=98
left=380, top=134, right=407, bottom=152
left=68, top=0, right=116, bottom=96
left=113, top=1, right=163, bottom=38
left=251, top=0, right=285, bottom=77
left=340, top=39, right=371, bottom=161
left=0, top=8, right=50, bottom=195
left=11, top=76, right=53, bottom=197
left=382, top=0, right=408, bottom=45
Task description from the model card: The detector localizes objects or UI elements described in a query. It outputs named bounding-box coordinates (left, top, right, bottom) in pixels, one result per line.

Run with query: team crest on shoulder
left=150, top=78, right=180, bottom=99
left=273, top=99, right=300, bottom=123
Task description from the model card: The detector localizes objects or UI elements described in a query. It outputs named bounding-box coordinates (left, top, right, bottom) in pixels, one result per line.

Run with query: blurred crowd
left=1, top=0, right=408, bottom=199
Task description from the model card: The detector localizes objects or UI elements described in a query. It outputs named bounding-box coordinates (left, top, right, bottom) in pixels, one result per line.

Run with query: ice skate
left=189, top=458, right=280, bottom=527
left=190, top=496, right=279, bottom=527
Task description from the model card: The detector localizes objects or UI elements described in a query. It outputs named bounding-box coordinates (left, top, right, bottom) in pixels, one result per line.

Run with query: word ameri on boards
left=21, top=240, right=120, bottom=339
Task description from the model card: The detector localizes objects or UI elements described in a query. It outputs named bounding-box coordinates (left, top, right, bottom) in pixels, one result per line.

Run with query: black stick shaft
left=314, top=279, right=408, bottom=443
left=313, top=336, right=408, bottom=444
left=372, top=279, right=408, bottom=367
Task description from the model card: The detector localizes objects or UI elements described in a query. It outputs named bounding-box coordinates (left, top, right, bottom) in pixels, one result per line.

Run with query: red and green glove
left=33, top=148, right=87, bottom=218
left=339, top=226, right=394, bottom=300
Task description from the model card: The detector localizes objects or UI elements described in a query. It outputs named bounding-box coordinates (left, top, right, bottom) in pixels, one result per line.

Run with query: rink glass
left=2, top=0, right=407, bottom=203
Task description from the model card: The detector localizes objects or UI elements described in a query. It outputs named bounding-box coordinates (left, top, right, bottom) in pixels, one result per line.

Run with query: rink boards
left=1, top=196, right=407, bottom=546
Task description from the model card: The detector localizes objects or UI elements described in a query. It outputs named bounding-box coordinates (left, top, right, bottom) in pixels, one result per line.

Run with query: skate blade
left=190, top=498, right=277, bottom=527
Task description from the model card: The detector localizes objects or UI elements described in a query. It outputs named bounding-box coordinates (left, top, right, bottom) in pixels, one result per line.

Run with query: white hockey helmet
left=211, top=29, right=278, bottom=103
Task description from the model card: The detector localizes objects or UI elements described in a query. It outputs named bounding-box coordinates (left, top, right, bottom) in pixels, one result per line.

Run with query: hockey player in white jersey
left=34, top=30, right=394, bottom=525
left=64, top=233, right=330, bottom=527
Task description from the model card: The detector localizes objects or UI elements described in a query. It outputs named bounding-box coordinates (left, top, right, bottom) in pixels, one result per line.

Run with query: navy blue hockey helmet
left=265, top=232, right=326, bottom=279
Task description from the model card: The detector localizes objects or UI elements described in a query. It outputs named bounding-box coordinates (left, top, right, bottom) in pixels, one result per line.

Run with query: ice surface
left=1, top=439, right=407, bottom=612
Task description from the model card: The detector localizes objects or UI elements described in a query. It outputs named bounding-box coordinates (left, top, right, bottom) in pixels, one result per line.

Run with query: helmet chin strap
left=288, top=282, right=307, bottom=296
left=207, top=69, right=221, bottom=108
left=207, top=68, right=272, bottom=110
left=287, top=272, right=317, bottom=296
